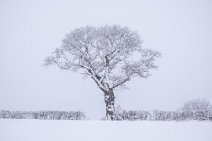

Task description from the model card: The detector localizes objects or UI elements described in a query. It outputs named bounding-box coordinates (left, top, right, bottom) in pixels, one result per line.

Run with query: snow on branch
left=44, top=25, right=161, bottom=92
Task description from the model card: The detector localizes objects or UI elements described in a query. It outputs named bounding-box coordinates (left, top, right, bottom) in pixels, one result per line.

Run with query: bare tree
left=179, top=99, right=212, bottom=120
left=44, top=25, right=160, bottom=120
left=180, top=98, right=212, bottom=112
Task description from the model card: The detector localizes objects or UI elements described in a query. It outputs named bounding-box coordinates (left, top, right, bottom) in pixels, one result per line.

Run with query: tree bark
left=104, top=88, right=115, bottom=120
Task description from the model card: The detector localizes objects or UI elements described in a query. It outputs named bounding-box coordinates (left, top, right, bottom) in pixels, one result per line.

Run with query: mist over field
left=1, top=0, right=212, bottom=119
left=0, top=0, right=212, bottom=140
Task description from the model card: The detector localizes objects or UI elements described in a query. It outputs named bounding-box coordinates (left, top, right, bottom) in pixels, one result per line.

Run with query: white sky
left=0, top=0, right=212, bottom=119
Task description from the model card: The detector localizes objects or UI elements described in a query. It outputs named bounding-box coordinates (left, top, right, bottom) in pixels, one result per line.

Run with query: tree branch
left=112, top=77, right=130, bottom=89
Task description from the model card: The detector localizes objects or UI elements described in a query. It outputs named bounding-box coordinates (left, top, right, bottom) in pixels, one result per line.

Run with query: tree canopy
left=44, top=25, right=160, bottom=92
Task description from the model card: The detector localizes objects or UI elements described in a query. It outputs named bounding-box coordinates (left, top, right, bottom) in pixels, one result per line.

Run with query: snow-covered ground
left=0, top=119, right=212, bottom=141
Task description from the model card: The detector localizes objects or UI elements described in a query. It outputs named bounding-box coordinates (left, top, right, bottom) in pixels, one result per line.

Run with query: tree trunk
left=104, top=88, right=115, bottom=120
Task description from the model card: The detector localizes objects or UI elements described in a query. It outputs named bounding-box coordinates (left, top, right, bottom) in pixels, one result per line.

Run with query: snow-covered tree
left=179, top=99, right=212, bottom=120
left=44, top=25, right=160, bottom=120
left=180, top=99, right=212, bottom=112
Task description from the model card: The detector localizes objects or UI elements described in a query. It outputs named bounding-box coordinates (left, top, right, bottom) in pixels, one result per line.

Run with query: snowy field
left=0, top=119, right=212, bottom=141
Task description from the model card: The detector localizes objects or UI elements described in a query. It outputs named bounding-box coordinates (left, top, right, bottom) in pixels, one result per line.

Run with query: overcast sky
left=0, top=0, right=212, bottom=119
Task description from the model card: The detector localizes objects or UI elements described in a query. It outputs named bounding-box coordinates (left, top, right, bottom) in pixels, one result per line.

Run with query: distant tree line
left=105, top=99, right=212, bottom=121
left=0, top=110, right=86, bottom=120
left=1, top=99, right=212, bottom=121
